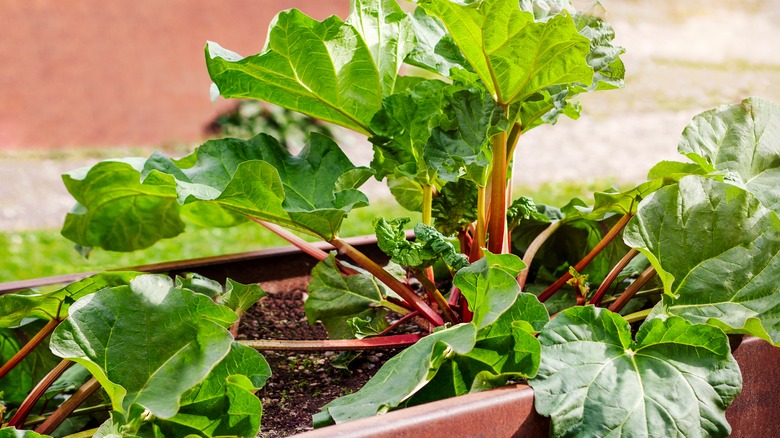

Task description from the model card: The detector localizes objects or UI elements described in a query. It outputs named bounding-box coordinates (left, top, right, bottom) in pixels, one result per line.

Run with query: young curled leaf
left=374, top=217, right=468, bottom=271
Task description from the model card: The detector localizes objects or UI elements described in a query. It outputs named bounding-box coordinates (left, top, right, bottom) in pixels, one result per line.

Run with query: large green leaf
left=625, top=176, right=780, bottom=345
left=206, top=0, right=414, bottom=134
left=62, top=134, right=368, bottom=251
left=678, top=97, right=780, bottom=214
left=50, top=274, right=237, bottom=418
left=61, top=159, right=186, bottom=252
left=313, top=323, right=477, bottom=426
left=150, top=342, right=270, bottom=437
left=454, top=251, right=525, bottom=331
left=305, top=254, right=390, bottom=339
left=418, top=0, right=593, bottom=106
left=530, top=306, right=742, bottom=438
left=0, top=272, right=140, bottom=327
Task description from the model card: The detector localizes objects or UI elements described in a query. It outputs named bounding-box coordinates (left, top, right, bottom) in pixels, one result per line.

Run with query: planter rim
left=0, top=233, right=387, bottom=294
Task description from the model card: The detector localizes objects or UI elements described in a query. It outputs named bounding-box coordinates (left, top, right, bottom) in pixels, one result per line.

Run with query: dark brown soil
left=236, top=287, right=395, bottom=437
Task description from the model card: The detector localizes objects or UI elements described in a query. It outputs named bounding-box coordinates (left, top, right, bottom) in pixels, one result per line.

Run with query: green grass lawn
left=0, top=180, right=621, bottom=283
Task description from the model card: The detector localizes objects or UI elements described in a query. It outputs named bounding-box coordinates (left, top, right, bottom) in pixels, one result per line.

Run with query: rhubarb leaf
left=347, top=0, right=415, bottom=96
left=432, top=178, right=478, bottom=235
left=62, top=134, right=368, bottom=250
left=406, top=7, right=470, bottom=76
left=424, top=72, right=507, bottom=185
left=150, top=342, right=270, bottom=438
left=418, top=0, right=593, bottom=106
left=220, top=279, right=267, bottom=316
left=50, top=274, right=237, bottom=418
left=454, top=251, right=525, bottom=331
left=678, top=97, right=780, bottom=214
left=305, top=254, right=389, bottom=339
left=61, top=159, right=185, bottom=252
left=625, top=176, right=780, bottom=345
left=530, top=306, right=741, bottom=438
left=370, top=78, right=447, bottom=184
left=313, top=323, right=477, bottom=426
left=0, top=272, right=140, bottom=327
left=374, top=217, right=468, bottom=270
left=207, top=0, right=414, bottom=135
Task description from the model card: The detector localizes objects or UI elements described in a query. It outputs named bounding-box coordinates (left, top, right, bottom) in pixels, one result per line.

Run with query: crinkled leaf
left=0, top=272, right=140, bottom=327
left=432, top=178, right=478, bottom=235
left=151, top=342, right=270, bottom=438
left=63, top=134, right=368, bottom=250
left=313, top=323, right=477, bottom=426
left=530, top=306, right=742, bottom=438
left=207, top=0, right=414, bottom=135
left=678, top=97, right=780, bottom=214
left=625, top=176, right=780, bottom=345
left=406, top=7, right=470, bottom=76
left=424, top=73, right=506, bottom=185
left=305, top=254, right=388, bottom=339
left=370, top=79, right=447, bottom=184
left=454, top=251, right=525, bottom=330
left=347, top=313, right=390, bottom=339
left=374, top=218, right=468, bottom=270
left=418, top=0, right=593, bottom=106
left=50, top=275, right=237, bottom=418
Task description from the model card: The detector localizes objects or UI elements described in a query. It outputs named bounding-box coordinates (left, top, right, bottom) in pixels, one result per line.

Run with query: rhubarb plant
left=3, top=0, right=780, bottom=437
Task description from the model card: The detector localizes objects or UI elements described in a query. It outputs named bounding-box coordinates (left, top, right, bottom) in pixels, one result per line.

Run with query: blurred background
left=2, top=0, right=779, bottom=281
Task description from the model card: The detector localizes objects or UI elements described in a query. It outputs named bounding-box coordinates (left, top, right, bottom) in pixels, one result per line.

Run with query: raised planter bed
left=3, top=239, right=777, bottom=437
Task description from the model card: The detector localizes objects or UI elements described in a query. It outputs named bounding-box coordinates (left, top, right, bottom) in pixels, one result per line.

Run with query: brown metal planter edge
left=2, top=237, right=778, bottom=437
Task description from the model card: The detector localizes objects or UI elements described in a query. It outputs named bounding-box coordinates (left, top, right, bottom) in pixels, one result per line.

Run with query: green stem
left=622, top=308, right=653, bottom=324
left=8, top=359, right=75, bottom=428
left=331, top=237, right=444, bottom=326
left=589, top=249, right=640, bottom=306
left=422, top=184, right=433, bottom=226
left=240, top=333, right=422, bottom=351
left=36, top=378, right=101, bottom=435
left=487, top=129, right=508, bottom=254
left=517, top=221, right=562, bottom=290
left=607, top=266, right=657, bottom=314
left=0, top=318, right=61, bottom=380
left=538, top=213, right=633, bottom=303
left=379, top=299, right=411, bottom=316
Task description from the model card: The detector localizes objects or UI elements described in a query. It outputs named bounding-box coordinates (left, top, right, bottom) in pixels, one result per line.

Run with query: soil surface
left=236, top=280, right=397, bottom=437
